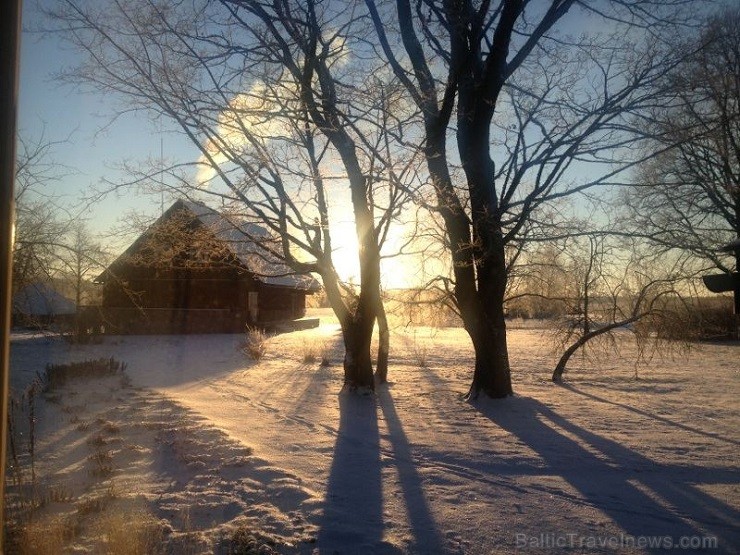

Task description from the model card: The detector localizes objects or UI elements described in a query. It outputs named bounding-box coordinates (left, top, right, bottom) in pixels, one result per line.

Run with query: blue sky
left=18, top=2, right=195, bottom=238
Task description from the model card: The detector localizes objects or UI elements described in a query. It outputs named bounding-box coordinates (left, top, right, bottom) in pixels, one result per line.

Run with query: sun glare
left=327, top=217, right=421, bottom=290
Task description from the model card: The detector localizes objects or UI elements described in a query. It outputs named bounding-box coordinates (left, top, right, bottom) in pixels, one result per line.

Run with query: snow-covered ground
left=8, top=309, right=740, bottom=553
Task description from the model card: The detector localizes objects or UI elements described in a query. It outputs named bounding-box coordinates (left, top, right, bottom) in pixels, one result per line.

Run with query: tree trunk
left=374, top=299, right=389, bottom=384
left=552, top=316, right=640, bottom=382
left=340, top=308, right=376, bottom=392
left=423, top=132, right=514, bottom=399
left=552, top=339, right=585, bottom=383
left=323, top=128, right=383, bottom=392
left=464, top=297, right=513, bottom=399
left=319, top=265, right=376, bottom=392
left=463, top=223, right=514, bottom=399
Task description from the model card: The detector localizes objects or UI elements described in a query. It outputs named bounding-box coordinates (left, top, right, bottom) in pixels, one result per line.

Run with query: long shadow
left=377, top=386, right=446, bottom=553
left=317, top=393, right=402, bottom=553
left=476, top=397, right=740, bottom=553
left=562, top=383, right=740, bottom=446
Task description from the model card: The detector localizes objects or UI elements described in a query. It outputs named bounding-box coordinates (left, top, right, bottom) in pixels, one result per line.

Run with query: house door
left=248, top=291, right=259, bottom=323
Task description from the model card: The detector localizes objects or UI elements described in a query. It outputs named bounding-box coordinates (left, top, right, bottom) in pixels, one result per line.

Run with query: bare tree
left=551, top=235, right=686, bottom=382
left=505, top=239, right=570, bottom=320
left=53, top=222, right=107, bottom=338
left=364, top=0, right=696, bottom=398
left=623, top=7, right=740, bottom=339
left=12, top=133, right=72, bottom=293
left=624, top=7, right=740, bottom=276
left=47, top=0, right=417, bottom=390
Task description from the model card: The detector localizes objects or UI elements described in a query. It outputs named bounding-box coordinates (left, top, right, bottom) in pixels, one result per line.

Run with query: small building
left=12, top=282, right=76, bottom=328
left=96, top=199, right=320, bottom=334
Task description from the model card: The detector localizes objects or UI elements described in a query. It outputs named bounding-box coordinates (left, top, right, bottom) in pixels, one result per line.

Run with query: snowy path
left=9, top=319, right=740, bottom=553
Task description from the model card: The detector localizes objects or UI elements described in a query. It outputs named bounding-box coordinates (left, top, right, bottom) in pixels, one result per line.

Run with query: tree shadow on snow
left=317, top=388, right=445, bottom=553
left=316, top=393, right=392, bottom=553
left=475, top=396, right=740, bottom=553
left=377, top=387, right=446, bottom=553
left=562, top=384, right=740, bottom=447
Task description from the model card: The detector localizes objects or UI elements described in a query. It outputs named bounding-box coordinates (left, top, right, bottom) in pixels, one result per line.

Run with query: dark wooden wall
left=101, top=265, right=308, bottom=334
left=257, top=285, right=306, bottom=322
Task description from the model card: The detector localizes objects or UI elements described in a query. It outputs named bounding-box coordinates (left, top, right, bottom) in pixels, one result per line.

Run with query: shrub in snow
left=300, top=340, right=332, bottom=366
left=301, top=340, right=318, bottom=364
left=242, top=327, right=269, bottom=361
left=44, top=358, right=127, bottom=391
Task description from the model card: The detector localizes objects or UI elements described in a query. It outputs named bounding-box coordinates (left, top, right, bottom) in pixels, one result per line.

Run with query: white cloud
left=196, top=31, right=351, bottom=187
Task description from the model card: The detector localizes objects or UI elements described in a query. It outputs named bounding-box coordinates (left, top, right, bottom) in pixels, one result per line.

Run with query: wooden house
left=96, top=199, right=320, bottom=334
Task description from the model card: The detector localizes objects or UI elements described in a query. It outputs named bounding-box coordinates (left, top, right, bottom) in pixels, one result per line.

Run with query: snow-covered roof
left=105, top=199, right=320, bottom=291
left=12, top=282, right=76, bottom=316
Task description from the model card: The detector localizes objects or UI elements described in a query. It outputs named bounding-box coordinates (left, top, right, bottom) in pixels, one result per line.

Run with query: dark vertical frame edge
left=0, top=0, right=23, bottom=551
